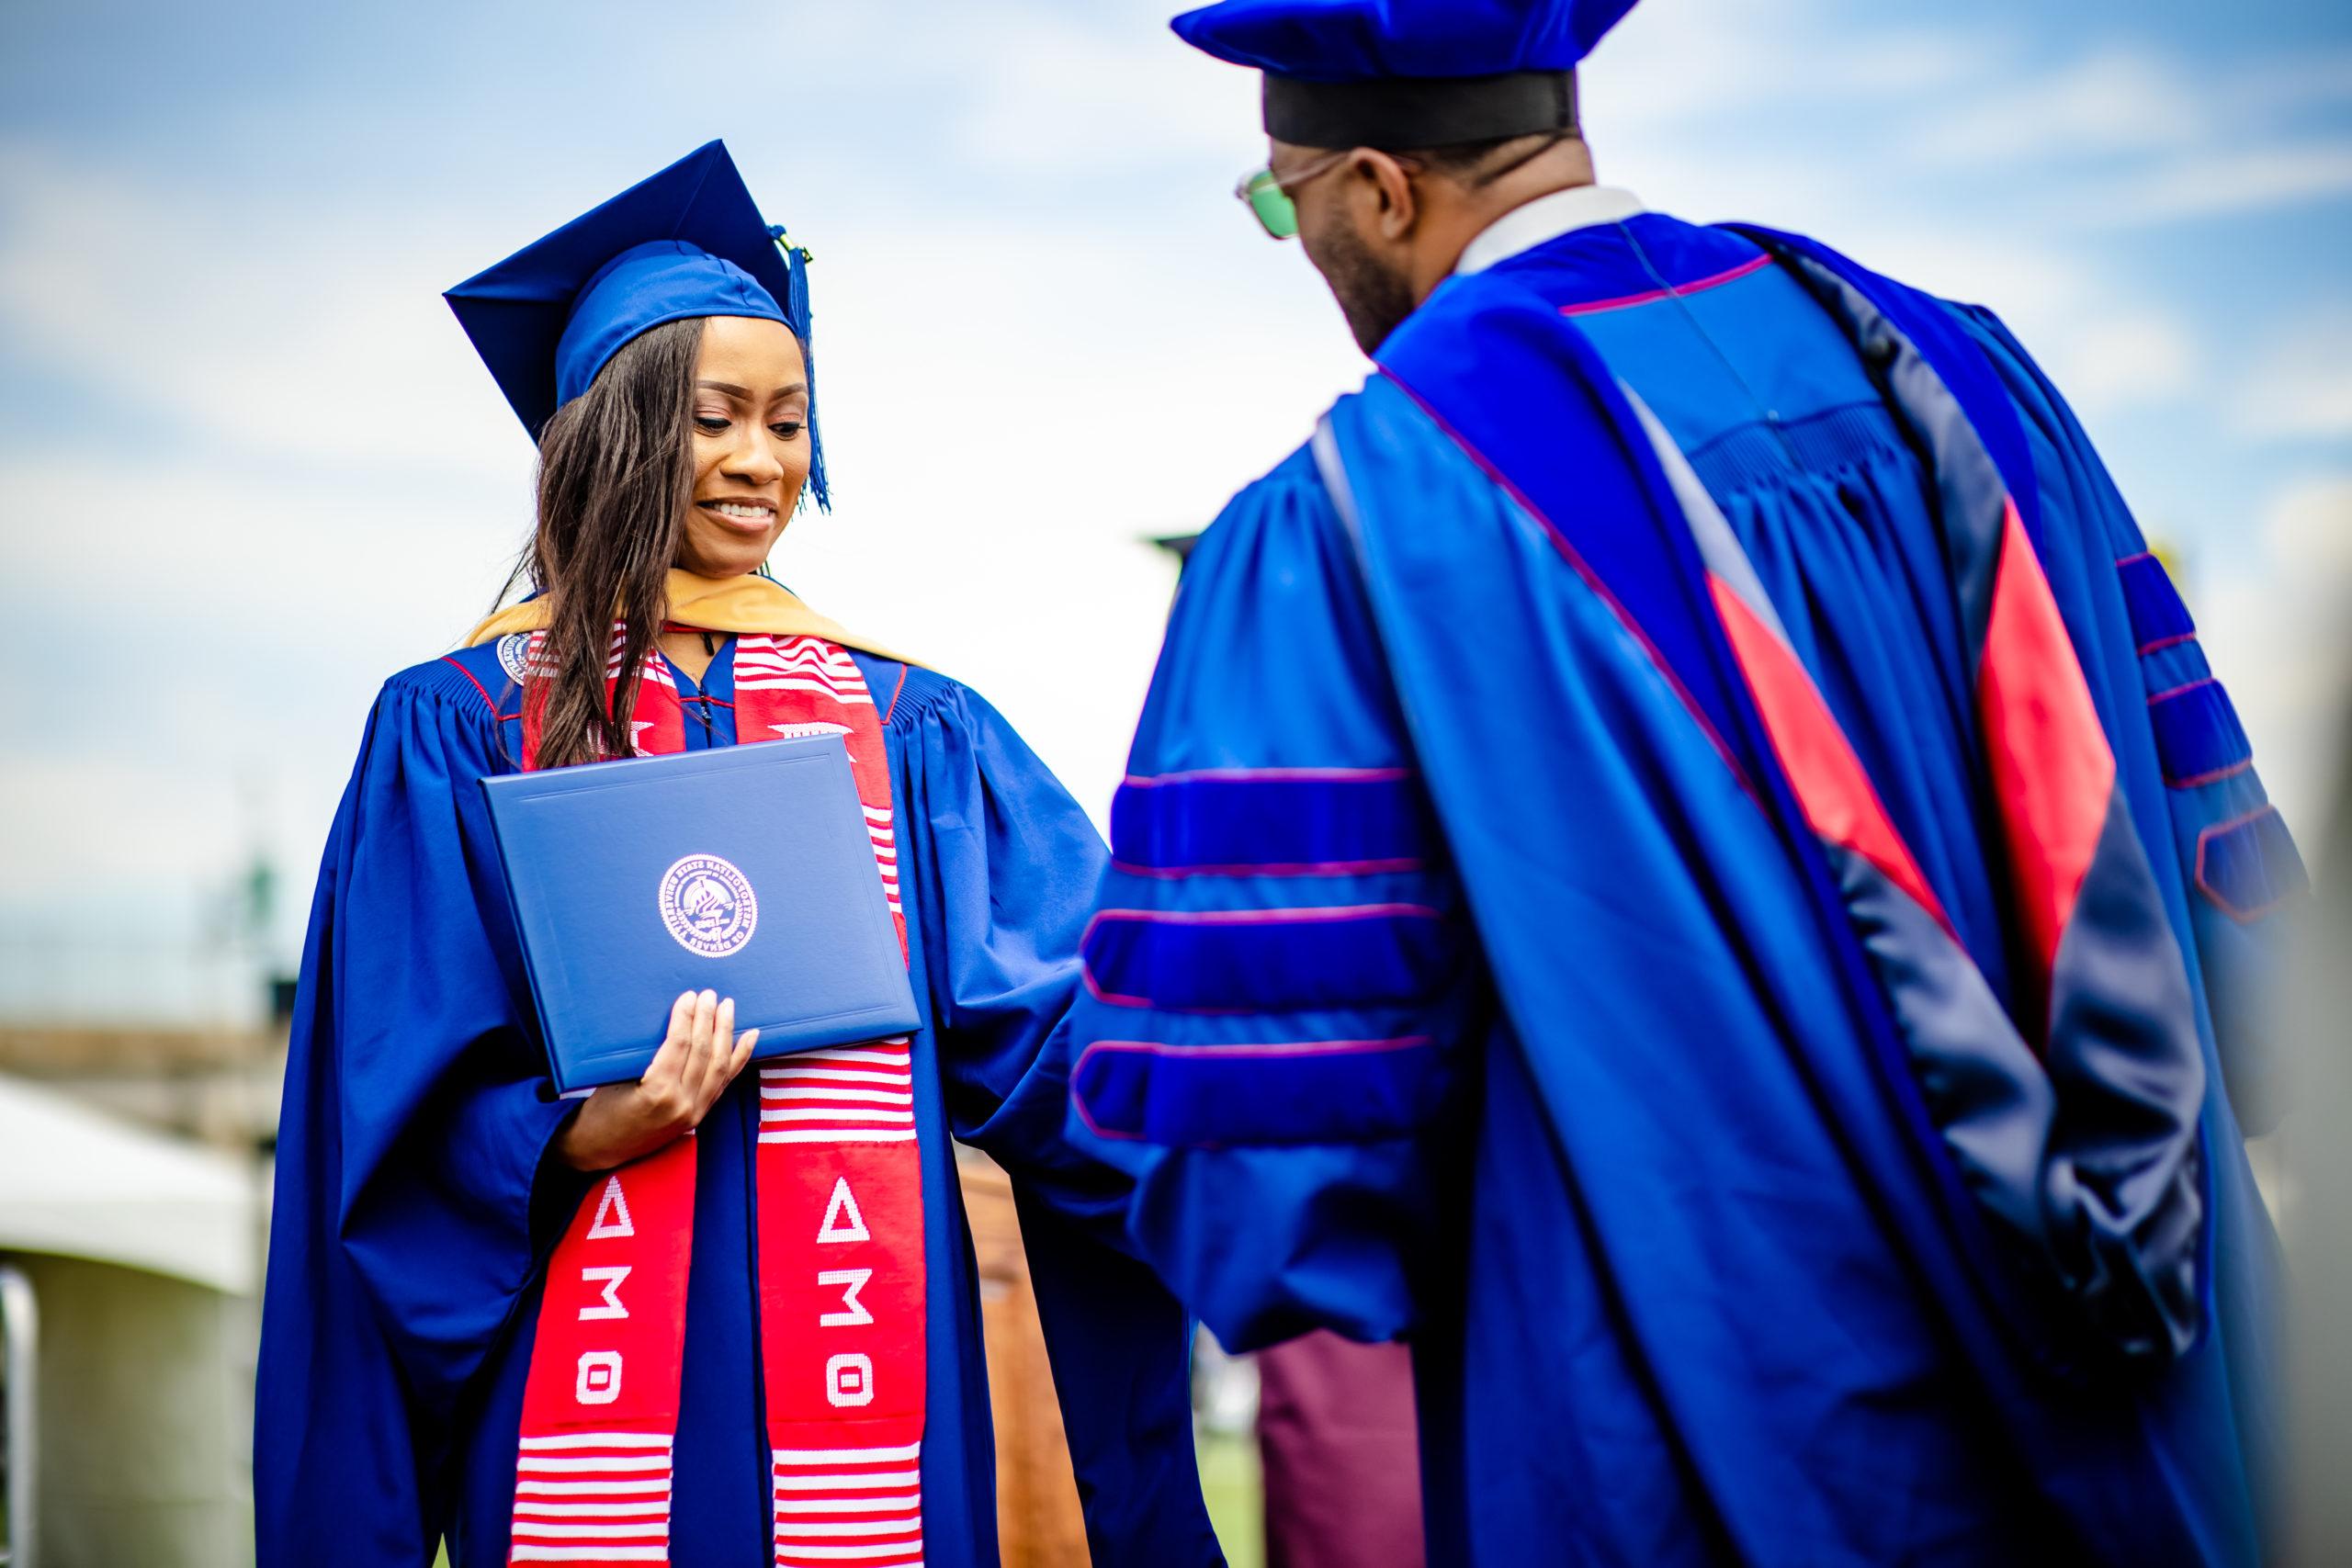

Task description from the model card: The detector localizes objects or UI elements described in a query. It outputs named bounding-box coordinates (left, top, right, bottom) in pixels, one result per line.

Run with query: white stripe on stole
left=518, top=1433, right=674, bottom=1450
left=756, top=1043, right=917, bottom=1136
left=760, top=1088, right=915, bottom=1105
left=771, top=1444, right=922, bottom=1568
left=737, top=680, right=876, bottom=706
left=775, top=1047, right=911, bottom=1067
left=508, top=1434, right=675, bottom=1561
left=516, top=1454, right=673, bottom=1473
left=771, top=1470, right=922, bottom=1491
left=760, top=1066, right=913, bottom=1088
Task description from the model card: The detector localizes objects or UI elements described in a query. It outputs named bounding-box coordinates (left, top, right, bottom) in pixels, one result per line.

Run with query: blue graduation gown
left=1068, top=213, right=2297, bottom=1565
left=256, top=637, right=1221, bottom=1567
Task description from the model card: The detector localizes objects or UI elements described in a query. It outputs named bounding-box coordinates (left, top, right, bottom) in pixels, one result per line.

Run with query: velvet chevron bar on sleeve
left=1074, top=767, right=1469, bottom=1148
left=1067, top=449, right=1481, bottom=1160
left=1109, top=766, right=1434, bottom=877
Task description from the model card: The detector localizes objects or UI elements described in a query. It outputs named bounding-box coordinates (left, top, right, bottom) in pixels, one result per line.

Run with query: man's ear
left=1355, top=150, right=1420, bottom=242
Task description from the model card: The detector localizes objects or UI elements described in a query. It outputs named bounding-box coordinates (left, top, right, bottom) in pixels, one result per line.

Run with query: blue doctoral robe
left=1067, top=211, right=2300, bottom=1565
left=256, top=637, right=1222, bottom=1567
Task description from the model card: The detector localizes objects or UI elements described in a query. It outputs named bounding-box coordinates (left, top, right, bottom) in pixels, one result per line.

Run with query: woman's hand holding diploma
left=556, top=988, right=758, bottom=1171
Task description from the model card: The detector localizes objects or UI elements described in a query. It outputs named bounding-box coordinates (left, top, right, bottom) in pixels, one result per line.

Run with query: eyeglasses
left=1233, top=150, right=1426, bottom=240
left=1232, top=150, right=1350, bottom=240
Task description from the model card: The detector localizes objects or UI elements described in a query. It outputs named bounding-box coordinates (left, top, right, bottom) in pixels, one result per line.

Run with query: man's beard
left=1316, top=219, right=1419, bottom=355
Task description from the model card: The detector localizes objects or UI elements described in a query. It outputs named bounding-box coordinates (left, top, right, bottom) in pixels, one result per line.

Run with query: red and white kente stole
left=508, top=630, right=926, bottom=1568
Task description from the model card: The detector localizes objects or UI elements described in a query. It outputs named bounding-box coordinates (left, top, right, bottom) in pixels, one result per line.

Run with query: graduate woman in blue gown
left=254, top=142, right=1219, bottom=1568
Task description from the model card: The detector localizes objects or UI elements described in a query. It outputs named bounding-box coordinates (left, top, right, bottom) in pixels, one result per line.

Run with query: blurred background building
left=2, top=0, right=2348, bottom=1562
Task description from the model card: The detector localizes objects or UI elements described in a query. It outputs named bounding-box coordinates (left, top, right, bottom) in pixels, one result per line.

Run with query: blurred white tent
left=0, top=1075, right=257, bottom=1567
left=0, top=1076, right=255, bottom=1292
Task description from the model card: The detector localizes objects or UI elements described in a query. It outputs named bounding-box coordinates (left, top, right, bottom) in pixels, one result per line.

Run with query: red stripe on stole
left=1709, top=576, right=1953, bottom=932
left=508, top=1138, right=695, bottom=1565
left=1976, top=500, right=2114, bottom=1026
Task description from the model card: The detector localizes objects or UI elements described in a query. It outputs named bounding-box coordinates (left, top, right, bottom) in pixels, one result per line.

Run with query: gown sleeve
left=893, top=677, right=1224, bottom=1566
left=255, top=665, right=585, bottom=1565
left=1060, top=447, right=1481, bottom=1354
left=1949, top=303, right=2309, bottom=1134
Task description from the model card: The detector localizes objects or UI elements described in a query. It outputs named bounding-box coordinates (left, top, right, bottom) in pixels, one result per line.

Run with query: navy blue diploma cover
left=481, top=738, right=921, bottom=1092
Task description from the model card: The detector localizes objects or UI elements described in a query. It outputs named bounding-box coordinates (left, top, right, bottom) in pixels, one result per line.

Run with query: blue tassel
left=771, top=225, right=829, bottom=512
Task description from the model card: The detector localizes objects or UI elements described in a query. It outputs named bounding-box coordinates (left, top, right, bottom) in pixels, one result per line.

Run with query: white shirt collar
left=1453, top=185, right=1646, bottom=276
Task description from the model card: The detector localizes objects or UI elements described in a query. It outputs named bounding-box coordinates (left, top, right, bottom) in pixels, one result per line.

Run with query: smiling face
left=675, top=314, right=812, bottom=577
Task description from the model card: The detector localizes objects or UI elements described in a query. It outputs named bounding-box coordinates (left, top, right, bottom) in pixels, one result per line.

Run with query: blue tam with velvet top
left=445, top=139, right=829, bottom=507
left=1171, top=0, right=1640, bottom=147
left=1172, top=0, right=1641, bottom=78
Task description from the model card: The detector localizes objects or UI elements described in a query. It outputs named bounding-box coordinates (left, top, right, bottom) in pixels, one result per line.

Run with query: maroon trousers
left=1256, top=1333, right=1425, bottom=1568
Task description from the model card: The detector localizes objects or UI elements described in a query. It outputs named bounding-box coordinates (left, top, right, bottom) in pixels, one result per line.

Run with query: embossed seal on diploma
left=658, top=853, right=759, bottom=957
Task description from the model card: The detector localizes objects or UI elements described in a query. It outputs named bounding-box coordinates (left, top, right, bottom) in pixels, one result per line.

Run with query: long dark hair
left=514, top=317, right=703, bottom=770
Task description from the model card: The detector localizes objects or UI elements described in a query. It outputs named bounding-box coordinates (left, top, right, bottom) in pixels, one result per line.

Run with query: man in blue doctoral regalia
left=1064, top=4, right=2309, bottom=1563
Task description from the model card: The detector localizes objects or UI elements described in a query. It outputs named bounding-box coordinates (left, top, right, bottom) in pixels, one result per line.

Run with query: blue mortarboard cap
left=446, top=140, right=828, bottom=506
left=552, top=240, right=782, bottom=407
left=1172, top=0, right=1639, bottom=149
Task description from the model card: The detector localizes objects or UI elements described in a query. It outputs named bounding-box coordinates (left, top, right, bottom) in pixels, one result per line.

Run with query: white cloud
left=1860, top=39, right=2352, bottom=236
left=2075, top=140, right=2352, bottom=228
left=2030, top=310, right=2201, bottom=415
left=1590, top=0, right=1994, bottom=137
left=1905, top=50, right=2206, bottom=165
left=0, top=468, right=522, bottom=671
left=716, top=1, right=1259, bottom=180
left=942, top=10, right=1261, bottom=172
left=2216, top=49, right=2352, bottom=123
left=1900, top=41, right=2352, bottom=172
left=0, top=143, right=529, bottom=484
left=2233, top=310, right=2352, bottom=443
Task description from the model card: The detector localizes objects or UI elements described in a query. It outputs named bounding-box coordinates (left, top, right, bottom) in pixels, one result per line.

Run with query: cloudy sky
left=2, top=0, right=2347, bottom=1021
